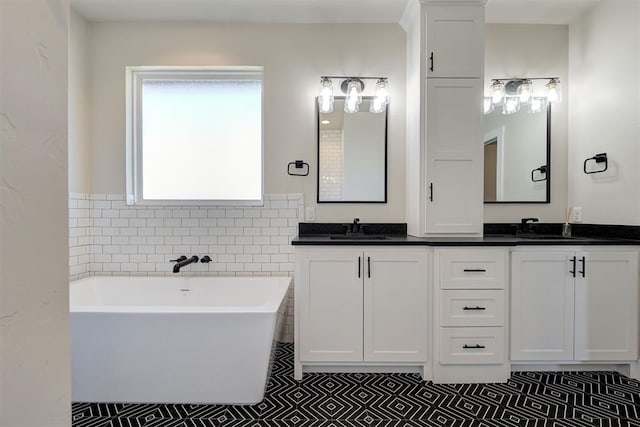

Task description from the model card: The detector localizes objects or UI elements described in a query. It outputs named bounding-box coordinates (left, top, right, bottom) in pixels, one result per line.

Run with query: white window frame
left=125, top=65, right=264, bottom=206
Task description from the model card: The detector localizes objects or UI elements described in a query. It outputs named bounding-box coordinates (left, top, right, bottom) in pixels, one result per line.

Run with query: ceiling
left=71, top=0, right=600, bottom=24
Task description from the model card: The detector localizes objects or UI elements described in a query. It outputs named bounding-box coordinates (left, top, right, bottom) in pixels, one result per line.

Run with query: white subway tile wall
left=69, top=192, right=92, bottom=281
left=68, top=193, right=304, bottom=342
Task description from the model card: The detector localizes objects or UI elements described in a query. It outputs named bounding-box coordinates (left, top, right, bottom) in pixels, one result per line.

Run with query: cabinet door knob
left=358, top=256, right=361, bottom=278
left=463, top=306, right=486, bottom=311
left=462, top=344, right=485, bottom=349
left=429, top=52, right=434, bottom=72
left=429, top=182, right=434, bottom=202
left=367, top=256, right=371, bottom=278
left=463, top=269, right=486, bottom=273
left=579, top=256, right=586, bottom=278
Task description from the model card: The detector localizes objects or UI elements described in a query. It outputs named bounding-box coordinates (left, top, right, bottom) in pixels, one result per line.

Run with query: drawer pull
left=463, top=306, right=486, bottom=311
left=463, top=269, right=486, bottom=273
left=462, top=344, right=486, bottom=349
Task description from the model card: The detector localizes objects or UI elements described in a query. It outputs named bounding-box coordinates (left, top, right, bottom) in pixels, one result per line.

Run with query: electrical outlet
left=571, top=207, right=583, bottom=223
left=305, top=207, right=316, bottom=222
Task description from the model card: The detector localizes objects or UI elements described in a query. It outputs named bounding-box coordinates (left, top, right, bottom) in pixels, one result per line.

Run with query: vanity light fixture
left=318, top=77, right=334, bottom=114
left=490, top=79, right=506, bottom=104
left=318, top=76, right=390, bottom=114
left=370, top=78, right=390, bottom=113
left=517, top=79, right=533, bottom=104
left=545, top=78, right=561, bottom=104
left=486, top=77, right=561, bottom=114
left=344, top=79, right=363, bottom=113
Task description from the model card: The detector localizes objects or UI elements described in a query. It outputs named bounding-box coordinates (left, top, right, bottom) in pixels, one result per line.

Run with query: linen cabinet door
left=511, top=251, right=574, bottom=361
left=363, top=250, right=428, bottom=362
left=425, top=5, right=484, bottom=78
left=298, top=249, right=363, bottom=362
left=574, top=251, right=638, bottom=361
left=424, top=79, right=483, bottom=234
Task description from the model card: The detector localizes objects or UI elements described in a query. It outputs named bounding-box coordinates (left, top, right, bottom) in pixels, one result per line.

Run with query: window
left=126, top=66, right=263, bottom=205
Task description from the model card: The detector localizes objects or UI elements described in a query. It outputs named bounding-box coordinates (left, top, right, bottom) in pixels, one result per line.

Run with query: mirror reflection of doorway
left=484, top=139, right=497, bottom=202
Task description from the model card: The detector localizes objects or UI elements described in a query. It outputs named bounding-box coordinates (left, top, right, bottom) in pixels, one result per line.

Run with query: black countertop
left=291, top=223, right=640, bottom=246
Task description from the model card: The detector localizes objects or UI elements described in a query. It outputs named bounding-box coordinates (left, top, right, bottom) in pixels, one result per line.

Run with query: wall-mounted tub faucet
left=172, top=255, right=199, bottom=273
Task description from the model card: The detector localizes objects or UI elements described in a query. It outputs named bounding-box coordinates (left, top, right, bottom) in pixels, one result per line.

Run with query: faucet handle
left=170, top=255, right=187, bottom=262
left=201, top=255, right=212, bottom=263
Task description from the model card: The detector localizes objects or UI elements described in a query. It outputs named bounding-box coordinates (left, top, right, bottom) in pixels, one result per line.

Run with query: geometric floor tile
left=73, top=343, right=640, bottom=427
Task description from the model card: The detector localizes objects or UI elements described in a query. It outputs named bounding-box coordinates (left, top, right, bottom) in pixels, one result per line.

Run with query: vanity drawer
left=440, top=290, right=504, bottom=327
left=439, top=327, right=505, bottom=364
left=439, top=250, right=507, bottom=289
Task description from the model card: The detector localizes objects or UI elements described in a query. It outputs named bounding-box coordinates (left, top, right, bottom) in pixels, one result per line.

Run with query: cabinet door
left=574, top=251, right=638, bottom=361
left=363, top=250, right=428, bottom=362
left=425, top=6, right=484, bottom=78
left=298, top=249, right=363, bottom=362
left=425, top=79, right=483, bottom=234
left=511, top=251, right=574, bottom=361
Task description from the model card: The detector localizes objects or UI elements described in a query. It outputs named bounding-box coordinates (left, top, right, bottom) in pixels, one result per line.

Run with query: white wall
left=85, top=22, right=406, bottom=222
left=69, top=9, right=91, bottom=194
left=568, top=0, right=640, bottom=225
left=0, top=1, right=71, bottom=425
left=484, top=24, right=568, bottom=222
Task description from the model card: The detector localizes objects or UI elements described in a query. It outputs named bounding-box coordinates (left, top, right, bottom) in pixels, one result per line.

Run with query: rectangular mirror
left=483, top=105, right=550, bottom=203
left=317, top=97, right=387, bottom=203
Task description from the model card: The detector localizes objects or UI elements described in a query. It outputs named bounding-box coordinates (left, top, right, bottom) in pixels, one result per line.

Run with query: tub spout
left=173, top=255, right=199, bottom=273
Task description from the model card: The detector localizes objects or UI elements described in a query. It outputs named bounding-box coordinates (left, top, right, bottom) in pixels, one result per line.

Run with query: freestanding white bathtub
left=70, top=276, right=290, bottom=404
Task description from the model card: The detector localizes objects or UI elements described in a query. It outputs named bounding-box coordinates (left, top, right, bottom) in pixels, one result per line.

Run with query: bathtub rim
left=70, top=275, right=292, bottom=314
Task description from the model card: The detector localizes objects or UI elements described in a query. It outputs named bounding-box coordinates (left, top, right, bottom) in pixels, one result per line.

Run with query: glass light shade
left=318, top=77, right=334, bottom=113
left=491, top=80, right=505, bottom=105
left=529, top=97, right=544, bottom=113
left=370, top=78, right=389, bottom=113
left=502, top=97, right=520, bottom=115
left=344, top=80, right=362, bottom=113
left=518, top=79, right=533, bottom=104
left=483, top=97, right=494, bottom=114
left=546, top=78, right=561, bottom=103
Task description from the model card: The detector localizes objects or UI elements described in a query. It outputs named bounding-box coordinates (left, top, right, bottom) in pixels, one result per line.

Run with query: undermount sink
left=329, top=235, right=389, bottom=240
left=517, top=234, right=575, bottom=240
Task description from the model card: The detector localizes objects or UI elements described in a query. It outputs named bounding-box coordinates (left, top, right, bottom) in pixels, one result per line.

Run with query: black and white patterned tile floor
left=72, top=343, right=640, bottom=427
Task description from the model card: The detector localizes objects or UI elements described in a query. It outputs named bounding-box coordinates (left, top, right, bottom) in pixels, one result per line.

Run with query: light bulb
left=518, top=79, right=533, bottom=104
left=546, top=78, right=561, bottom=104
left=502, top=97, right=520, bottom=115
left=483, top=97, right=494, bottom=114
left=344, top=79, right=362, bottom=114
left=491, top=80, right=505, bottom=105
left=370, top=78, right=389, bottom=113
left=529, top=97, right=544, bottom=113
left=318, top=77, right=334, bottom=113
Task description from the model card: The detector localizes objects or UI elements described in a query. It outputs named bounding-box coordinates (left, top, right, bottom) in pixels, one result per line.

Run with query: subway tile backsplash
left=68, top=192, right=304, bottom=342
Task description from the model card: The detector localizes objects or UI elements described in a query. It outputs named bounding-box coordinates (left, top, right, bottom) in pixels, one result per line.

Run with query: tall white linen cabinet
left=403, top=0, right=486, bottom=237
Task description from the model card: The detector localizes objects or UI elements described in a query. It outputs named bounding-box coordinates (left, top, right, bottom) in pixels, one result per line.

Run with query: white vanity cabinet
left=511, top=248, right=638, bottom=362
left=404, top=0, right=486, bottom=237
left=294, top=247, right=429, bottom=379
left=433, top=248, right=510, bottom=383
